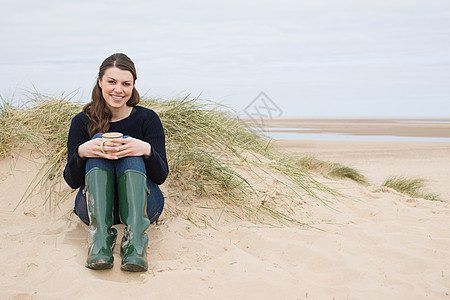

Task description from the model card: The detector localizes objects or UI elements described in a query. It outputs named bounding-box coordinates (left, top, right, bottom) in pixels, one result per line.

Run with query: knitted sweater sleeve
left=142, top=110, right=169, bottom=185
left=63, top=113, right=89, bottom=189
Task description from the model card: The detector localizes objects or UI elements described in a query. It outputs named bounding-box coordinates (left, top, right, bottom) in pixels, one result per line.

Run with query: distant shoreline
left=244, top=118, right=450, bottom=138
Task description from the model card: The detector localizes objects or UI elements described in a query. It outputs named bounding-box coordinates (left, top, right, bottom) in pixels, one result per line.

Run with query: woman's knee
left=85, top=157, right=115, bottom=174
left=116, top=156, right=146, bottom=176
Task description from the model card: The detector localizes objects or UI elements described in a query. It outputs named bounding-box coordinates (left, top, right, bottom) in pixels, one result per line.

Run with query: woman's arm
left=141, top=110, right=169, bottom=185
left=109, top=110, right=168, bottom=184
left=63, top=114, right=90, bottom=189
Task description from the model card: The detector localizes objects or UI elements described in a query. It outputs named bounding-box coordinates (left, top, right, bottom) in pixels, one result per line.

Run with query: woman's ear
left=98, top=78, right=102, bottom=89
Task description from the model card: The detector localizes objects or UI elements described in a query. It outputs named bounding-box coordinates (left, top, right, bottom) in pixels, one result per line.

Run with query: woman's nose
left=114, top=84, right=123, bottom=93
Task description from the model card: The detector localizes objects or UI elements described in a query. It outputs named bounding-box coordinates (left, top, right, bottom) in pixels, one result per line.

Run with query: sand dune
left=1, top=121, right=450, bottom=299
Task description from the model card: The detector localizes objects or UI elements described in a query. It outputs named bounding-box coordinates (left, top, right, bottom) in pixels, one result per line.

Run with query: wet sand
left=257, top=118, right=450, bottom=137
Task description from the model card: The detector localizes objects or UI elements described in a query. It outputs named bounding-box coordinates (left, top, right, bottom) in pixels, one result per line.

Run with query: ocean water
left=394, top=120, right=450, bottom=124
left=250, top=125, right=450, bottom=142
left=261, top=131, right=450, bottom=142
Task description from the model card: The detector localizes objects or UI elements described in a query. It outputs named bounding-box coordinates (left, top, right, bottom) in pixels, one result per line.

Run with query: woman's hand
left=78, top=137, right=151, bottom=160
left=77, top=138, right=121, bottom=160
left=114, top=137, right=152, bottom=158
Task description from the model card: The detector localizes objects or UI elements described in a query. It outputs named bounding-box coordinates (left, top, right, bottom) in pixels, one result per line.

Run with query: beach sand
left=1, top=119, right=449, bottom=299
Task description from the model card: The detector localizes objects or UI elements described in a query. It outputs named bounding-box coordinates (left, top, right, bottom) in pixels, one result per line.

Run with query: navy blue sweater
left=63, top=106, right=169, bottom=189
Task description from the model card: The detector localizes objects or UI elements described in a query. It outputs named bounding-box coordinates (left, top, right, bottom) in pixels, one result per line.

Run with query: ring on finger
left=100, top=140, right=107, bottom=154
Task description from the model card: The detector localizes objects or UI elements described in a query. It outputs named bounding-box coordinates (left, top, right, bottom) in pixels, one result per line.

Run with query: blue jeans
left=73, top=133, right=165, bottom=225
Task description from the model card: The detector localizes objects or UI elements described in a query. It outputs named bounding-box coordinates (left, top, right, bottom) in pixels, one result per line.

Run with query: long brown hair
left=83, top=53, right=140, bottom=137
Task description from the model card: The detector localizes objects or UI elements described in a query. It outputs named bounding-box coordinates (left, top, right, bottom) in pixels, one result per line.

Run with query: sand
left=1, top=120, right=450, bottom=299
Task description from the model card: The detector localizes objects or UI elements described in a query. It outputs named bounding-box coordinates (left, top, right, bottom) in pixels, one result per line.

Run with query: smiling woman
left=63, top=53, right=169, bottom=272
left=98, top=67, right=135, bottom=122
left=83, top=53, right=141, bottom=137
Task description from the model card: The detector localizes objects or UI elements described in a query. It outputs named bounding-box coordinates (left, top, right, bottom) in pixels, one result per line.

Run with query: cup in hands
left=101, top=132, right=123, bottom=154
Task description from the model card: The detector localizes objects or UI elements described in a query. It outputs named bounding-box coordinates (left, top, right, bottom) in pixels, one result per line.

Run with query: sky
left=1, top=0, right=449, bottom=118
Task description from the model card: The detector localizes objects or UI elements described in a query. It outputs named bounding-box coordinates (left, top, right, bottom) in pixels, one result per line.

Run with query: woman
left=63, top=53, right=168, bottom=272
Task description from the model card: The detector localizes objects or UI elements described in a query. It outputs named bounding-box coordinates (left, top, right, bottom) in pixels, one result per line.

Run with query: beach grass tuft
left=1, top=93, right=344, bottom=225
left=382, top=176, right=439, bottom=201
left=295, top=156, right=368, bottom=184
left=0, top=95, right=26, bottom=160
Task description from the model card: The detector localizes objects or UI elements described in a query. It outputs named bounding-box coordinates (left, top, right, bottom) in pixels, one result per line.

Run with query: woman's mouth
left=111, top=95, right=124, bottom=101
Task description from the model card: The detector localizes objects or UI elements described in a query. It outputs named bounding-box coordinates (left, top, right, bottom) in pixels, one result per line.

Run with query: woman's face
left=98, top=67, right=134, bottom=111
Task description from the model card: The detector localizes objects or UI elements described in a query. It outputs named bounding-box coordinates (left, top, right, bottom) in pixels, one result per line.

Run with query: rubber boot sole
left=86, top=259, right=114, bottom=270
left=121, top=263, right=147, bottom=272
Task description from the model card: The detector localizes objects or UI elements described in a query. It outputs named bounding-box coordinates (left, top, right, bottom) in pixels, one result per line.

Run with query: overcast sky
left=1, top=0, right=449, bottom=117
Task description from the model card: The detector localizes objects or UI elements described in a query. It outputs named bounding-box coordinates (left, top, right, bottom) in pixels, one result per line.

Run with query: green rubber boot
left=118, top=169, right=151, bottom=272
left=85, top=167, right=117, bottom=270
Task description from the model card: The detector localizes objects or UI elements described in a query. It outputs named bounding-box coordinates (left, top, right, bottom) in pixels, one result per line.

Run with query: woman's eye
left=108, top=80, right=115, bottom=84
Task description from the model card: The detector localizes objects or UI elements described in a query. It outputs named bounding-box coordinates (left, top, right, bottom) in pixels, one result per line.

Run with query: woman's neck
left=110, top=106, right=133, bottom=122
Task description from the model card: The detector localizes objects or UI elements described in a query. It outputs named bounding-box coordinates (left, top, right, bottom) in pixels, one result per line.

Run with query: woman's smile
left=111, top=94, right=125, bottom=101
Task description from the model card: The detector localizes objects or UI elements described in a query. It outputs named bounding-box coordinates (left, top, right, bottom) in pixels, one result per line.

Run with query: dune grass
left=0, top=95, right=24, bottom=160
left=0, top=93, right=82, bottom=209
left=0, top=93, right=342, bottom=225
left=295, top=156, right=368, bottom=184
left=382, top=176, right=439, bottom=201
